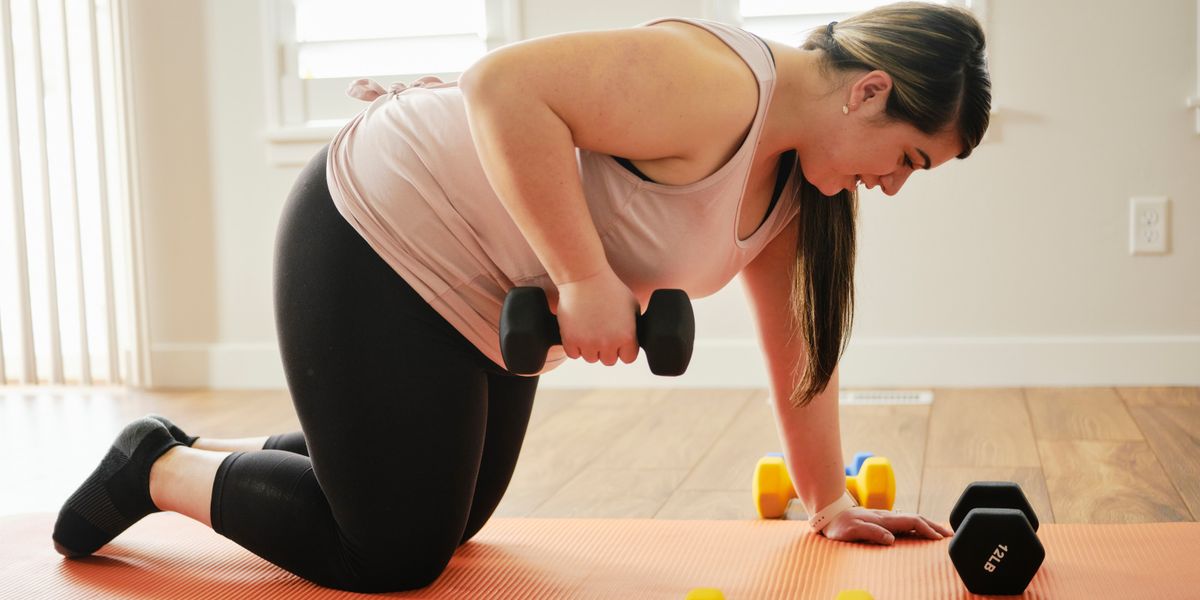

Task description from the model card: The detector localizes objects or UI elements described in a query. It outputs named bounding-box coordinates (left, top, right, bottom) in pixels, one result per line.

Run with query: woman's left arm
left=741, top=216, right=952, bottom=544
left=740, top=216, right=845, bottom=518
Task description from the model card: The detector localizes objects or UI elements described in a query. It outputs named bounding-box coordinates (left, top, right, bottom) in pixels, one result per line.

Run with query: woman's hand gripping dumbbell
left=498, top=278, right=695, bottom=376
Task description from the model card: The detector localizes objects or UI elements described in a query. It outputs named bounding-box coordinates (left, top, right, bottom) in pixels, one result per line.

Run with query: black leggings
left=209, top=146, right=538, bottom=593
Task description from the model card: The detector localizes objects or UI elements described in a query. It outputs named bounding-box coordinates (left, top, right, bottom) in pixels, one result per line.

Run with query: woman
left=52, top=2, right=989, bottom=592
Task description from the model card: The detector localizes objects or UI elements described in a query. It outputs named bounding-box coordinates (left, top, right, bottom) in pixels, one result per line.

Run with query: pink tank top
left=325, top=16, right=801, bottom=374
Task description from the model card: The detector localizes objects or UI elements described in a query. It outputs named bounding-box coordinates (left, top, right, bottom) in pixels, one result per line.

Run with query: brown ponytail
left=784, top=2, right=990, bottom=407
left=787, top=180, right=857, bottom=407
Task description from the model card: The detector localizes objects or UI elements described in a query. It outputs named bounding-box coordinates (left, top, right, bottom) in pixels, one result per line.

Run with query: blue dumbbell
left=768, top=451, right=873, bottom=476
left=845, top=452, right=874, bottom=476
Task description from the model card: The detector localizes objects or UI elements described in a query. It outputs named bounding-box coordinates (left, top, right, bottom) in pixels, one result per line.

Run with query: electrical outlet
left=1129, top=196, right=1169, bottom=255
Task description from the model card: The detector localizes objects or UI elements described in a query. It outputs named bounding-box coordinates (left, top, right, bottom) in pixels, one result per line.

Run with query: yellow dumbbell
left=845, top=456, right=896, bottom=511
left=685, top=588, right=725, bottom=599
left=753, top=453, right=896, bottom=519
left=834, top=591, right=874, bottom=600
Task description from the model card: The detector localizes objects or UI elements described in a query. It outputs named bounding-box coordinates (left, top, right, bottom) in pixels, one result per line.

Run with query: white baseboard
left=150, top=336, right=1200, bottom=390
left=836, top=335, right=1200, bottom=388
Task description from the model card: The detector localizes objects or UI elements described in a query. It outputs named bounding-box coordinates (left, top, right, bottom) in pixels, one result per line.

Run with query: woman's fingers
left=851, top=520, right=895, bottom=545
left=824, top=508, right=955, bottom=545
left=930, top=519, right=954, bottom=537
left=876, top=512, right=948, bottom=540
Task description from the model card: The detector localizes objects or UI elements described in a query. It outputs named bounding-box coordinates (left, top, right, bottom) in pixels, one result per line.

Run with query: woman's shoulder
left=462, top=19, right=759, bottom=169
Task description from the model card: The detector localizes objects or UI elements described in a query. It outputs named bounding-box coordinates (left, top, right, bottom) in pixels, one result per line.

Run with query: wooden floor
left=2, top=386, right=1197, bottom=525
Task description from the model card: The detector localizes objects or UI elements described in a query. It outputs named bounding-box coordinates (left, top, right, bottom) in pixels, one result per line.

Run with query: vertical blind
left=0, top=0, right=141, bottom=386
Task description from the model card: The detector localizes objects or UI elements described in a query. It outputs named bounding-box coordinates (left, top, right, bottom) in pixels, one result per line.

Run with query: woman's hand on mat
left=556, top=268, right=640, bottom=367
left=822, top=507, right=954, bottom=545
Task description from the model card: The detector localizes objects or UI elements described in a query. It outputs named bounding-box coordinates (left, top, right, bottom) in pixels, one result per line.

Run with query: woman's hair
left=785, top=2, right=991, bottom=407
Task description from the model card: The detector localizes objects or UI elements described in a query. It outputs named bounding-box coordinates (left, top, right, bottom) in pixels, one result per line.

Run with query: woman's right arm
left=458, top=25, right=744, bottom=284
left=459, top=72, right=609, bottom=287
left=461, top=76, right=642, bottom=366
left=457, top=25, right=749, bottom=365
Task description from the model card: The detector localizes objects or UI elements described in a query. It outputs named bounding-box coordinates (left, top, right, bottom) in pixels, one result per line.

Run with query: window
left=731, top=0, right=981, bottom=47
left=261, top=0, right=521, bottom=165
left=293, top=1, right=486, bottom=80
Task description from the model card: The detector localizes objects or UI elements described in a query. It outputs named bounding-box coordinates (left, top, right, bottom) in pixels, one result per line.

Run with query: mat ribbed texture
left=2, top=512, right=1197, bottom=598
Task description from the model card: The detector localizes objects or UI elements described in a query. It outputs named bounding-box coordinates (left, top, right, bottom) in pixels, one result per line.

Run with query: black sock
left=148, top=413, right=199, bottom=447
left=52, top=416, right=182, bottom=557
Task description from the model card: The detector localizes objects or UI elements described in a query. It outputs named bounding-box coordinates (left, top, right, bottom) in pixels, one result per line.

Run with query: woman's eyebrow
left=916, top=148, right=931, bottom=170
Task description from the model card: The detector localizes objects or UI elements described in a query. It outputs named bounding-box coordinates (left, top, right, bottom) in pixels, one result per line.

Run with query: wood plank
left=588, top=389, right=752, bottom=470
left=1122, top=401, right=1200, bottom=520
left=920, top=466, right=1052, bottom=525
left=1117, top=386, right=1200, bottom=408
left=526, top=389, right=589, bottom=432
left=1037, top=440, right=1190, bottom=523
left=138, top=389, right=300, bottom=438
left=1025, top=387, right=1143, bottom=441
left=663, top=391, right=774, bottom=519
left=676, top=390, right=775, bottom=492
left=925, top=388, right=1041, bottom=468
left=526, top=389, right=748, bottom=518
left=655, top=490, right=754, bottom=520
left=530, top=468, right=690, bottom=518
left=494, top=390, right=661, bottom=517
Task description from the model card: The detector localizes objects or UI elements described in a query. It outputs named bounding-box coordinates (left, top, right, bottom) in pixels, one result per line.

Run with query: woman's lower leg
left=148, top=446, right=228, bottom=527
left=191, top=436, right=271, bottom=452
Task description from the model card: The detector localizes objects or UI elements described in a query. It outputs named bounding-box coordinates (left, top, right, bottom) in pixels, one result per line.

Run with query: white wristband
left=809, top=490, right=858, bottom=533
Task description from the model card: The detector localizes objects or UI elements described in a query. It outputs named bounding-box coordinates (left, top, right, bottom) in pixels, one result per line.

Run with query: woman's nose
left=881, top=171, right=913, bottom=196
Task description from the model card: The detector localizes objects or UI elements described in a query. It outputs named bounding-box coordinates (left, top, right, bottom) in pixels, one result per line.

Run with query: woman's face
left=799, top=71, right=965, bottom=197
left=805, top=117, right=963, bottom=197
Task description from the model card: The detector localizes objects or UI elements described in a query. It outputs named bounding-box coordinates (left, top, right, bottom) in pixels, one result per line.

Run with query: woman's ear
left=848, top=70, right=892, bottom=116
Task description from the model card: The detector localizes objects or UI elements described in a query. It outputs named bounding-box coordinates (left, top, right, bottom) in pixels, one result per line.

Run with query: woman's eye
left=903, top=155, right=914, bottom=168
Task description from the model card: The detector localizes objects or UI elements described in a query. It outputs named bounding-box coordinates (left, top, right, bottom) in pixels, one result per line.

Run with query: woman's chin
left=818, top=184, right=843, bottom=196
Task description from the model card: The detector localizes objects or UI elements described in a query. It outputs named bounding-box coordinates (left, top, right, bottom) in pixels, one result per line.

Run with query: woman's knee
left=337, top=549, right=455, bottom=592
left=458, top=497, right=501, bottom=546
left=459, top=519, right=487, bottom=547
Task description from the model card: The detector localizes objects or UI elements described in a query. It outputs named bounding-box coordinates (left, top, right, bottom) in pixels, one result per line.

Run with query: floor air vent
left=839, top=390, right=933, bottom=405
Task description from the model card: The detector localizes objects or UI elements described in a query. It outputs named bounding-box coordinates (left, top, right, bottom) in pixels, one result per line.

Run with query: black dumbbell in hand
left=499, top=286, right=695, bottom=376
left=948, top=481, right=1045, bottom=595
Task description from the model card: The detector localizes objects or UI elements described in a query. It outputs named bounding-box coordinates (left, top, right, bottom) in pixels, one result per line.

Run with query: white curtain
left=0, top=0, right=144, bottom=386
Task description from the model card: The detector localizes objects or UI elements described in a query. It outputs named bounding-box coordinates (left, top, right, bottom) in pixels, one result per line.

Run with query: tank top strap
left=636, top=16, right=777, bottom=83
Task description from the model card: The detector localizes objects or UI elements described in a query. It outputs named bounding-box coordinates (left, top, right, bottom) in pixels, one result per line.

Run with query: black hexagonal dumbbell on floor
left=947, top=481, right=1046, bottom=595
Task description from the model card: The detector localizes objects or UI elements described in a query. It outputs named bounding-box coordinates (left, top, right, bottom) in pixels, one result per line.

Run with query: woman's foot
left=51, top=416, right=182, bottom=557
left=147, top=414, right=199, bottom=447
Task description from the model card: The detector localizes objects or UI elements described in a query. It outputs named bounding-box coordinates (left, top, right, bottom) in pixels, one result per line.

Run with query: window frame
left=1192, top=0, right=1199, bottom=134
left=259, top=0, right=522, bottom=166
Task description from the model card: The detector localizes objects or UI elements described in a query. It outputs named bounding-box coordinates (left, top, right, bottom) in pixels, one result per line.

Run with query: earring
left=842, top=105, right=849, bottom=115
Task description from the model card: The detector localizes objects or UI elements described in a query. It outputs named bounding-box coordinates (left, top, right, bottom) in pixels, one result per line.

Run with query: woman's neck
left=759, top=47, right=841, bottom=161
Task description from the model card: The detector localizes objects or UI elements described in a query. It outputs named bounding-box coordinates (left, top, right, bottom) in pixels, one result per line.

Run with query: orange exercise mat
left=1, top=512, right=1197, bottom=599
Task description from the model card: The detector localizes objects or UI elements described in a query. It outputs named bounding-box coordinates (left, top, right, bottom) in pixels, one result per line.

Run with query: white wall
left=125, top=0, right=1200, bottom=390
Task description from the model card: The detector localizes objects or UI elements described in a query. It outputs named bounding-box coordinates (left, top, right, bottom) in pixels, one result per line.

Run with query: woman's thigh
left=272, top=145, right=503, bottom=572
left=460, top=372, right=538, bottom=544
